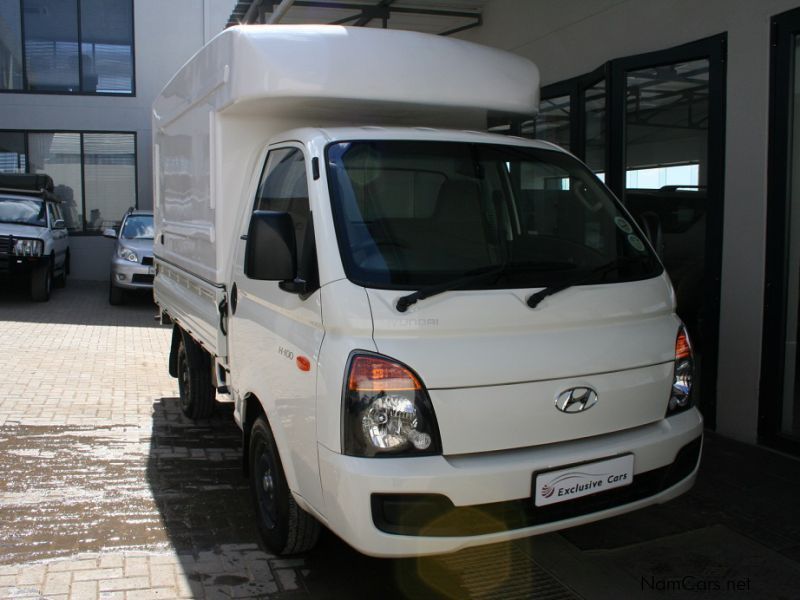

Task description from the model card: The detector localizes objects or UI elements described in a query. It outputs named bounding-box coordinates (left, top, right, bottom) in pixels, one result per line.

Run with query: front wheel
left=249, top=417, right=320, bottom=555
left=30, top=261, right=51, bottom=302
left=55, top=252, right=68, bottom=288
left=109, top=280, right=124, bottom=305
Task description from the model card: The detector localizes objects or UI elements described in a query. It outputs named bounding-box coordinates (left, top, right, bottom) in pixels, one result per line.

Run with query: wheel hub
left=262, top=470, right=274, bottom=493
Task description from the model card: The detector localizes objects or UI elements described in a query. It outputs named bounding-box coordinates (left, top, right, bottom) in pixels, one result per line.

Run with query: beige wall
left=459, top=0, right=800, bottom=443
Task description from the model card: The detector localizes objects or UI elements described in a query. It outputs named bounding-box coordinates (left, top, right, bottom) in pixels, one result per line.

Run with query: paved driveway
left=1, top=282, right=799, bottom=599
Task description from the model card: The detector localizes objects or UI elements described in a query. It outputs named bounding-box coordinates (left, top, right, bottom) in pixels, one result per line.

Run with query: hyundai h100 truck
left=153, top=25, right=702, bottom=557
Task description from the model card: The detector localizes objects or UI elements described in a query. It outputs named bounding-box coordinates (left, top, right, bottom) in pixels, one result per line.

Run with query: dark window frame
left=0, top=128, right=138, bottom=235
left=760, top=7, right=800, bottom=455
left=540, top=64, right=607, bottom=167
left=1, top=0, right=135, bottom=97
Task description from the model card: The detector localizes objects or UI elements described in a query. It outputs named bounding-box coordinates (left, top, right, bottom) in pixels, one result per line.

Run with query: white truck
left=153, top=25, right=703, bottom=558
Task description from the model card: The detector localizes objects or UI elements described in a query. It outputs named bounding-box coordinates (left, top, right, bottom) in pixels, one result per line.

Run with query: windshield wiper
left=527, top=257, right=639, bottom=309
left=396, top=264, right=507, bottom=313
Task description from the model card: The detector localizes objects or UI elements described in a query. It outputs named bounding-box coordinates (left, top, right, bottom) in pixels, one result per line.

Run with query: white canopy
left=154, top=24, right=539, bottom=130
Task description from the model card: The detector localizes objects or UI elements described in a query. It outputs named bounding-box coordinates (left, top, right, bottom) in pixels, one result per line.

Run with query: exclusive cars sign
left=535, top=454, right=635, bottom=507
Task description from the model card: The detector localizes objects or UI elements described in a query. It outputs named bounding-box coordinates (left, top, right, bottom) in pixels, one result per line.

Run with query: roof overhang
left=226, top=1, right=484, bottom=36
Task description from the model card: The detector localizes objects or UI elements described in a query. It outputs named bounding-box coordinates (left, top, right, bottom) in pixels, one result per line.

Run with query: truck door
left=228, top=145, right=324, bottom=508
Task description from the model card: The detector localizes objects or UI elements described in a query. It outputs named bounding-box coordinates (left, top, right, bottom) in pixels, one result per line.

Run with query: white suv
left=0, top=174, right=69, bottom=302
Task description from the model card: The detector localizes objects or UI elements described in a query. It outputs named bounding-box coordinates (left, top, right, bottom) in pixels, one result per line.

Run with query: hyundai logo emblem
left=555, top=387, right=598, bottom=413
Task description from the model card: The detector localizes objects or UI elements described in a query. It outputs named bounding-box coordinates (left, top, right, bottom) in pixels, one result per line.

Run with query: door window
left=253, top=147, right=316, bottom=281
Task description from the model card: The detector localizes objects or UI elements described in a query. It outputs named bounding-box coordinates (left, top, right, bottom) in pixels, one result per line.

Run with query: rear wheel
left=30, top=260, right=52, bottom=302
left=176, top=334, right=215, bottom=419
left=249, top=417, right=320, bottom=555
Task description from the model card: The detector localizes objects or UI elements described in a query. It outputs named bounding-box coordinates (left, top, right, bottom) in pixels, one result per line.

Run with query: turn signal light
left=675, top=329, right=691, bottom=360
left=347, top=355, right=422, bottom=392
left=667, top=324, right=694, bottom=416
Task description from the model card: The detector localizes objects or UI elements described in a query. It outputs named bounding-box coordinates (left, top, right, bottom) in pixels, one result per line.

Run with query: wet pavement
left=1, top=281, right=800, bottom=599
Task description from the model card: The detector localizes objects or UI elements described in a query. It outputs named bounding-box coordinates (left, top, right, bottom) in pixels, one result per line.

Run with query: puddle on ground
left=0, top=399, right=253, bottom=565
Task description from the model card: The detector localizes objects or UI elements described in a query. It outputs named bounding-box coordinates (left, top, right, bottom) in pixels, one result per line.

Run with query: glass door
left=584, top=79, right=606, bottom=177
left=609, top=37, right=726, bottom=427
left=534, top=95, right=572, bottom=150
left=622, top=58, right=710, bottom=376
left=787, top=34, right=800, bottom=440
left=762, top=7, right=800, bottom=453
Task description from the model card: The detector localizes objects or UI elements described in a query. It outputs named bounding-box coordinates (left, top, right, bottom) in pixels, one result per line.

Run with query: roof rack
left=0, top=173, right=54, bottom=192
left=0, top=174, right=60, bottom=201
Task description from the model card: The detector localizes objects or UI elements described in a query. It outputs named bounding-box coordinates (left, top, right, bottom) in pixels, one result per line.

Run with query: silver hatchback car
left=104, top=209, right=154, bottom=305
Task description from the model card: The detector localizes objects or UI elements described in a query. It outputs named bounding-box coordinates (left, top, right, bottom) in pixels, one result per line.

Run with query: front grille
left=132, top=274, right=154, bottom=285
left=141, top=256, right=153, bottom=266
left=372, top=436, right=702, bottom=537
left=0, top=235, right=11, bottom=254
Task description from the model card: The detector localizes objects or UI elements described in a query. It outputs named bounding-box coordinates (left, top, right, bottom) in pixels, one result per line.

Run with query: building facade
left=0, top=0, right=233, bottom=279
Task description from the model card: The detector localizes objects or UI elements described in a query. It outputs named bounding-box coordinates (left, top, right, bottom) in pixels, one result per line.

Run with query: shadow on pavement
left=146, top=397, right=579, bottom=599
left=147, top=393, right=800, bottom=599
left=0, top=279, right=160, bottom=327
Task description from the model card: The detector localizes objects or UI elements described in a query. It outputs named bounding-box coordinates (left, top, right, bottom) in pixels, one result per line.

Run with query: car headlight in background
left=343, top=353, right=441, bottom=457
left=117, top=246, right=138, bottom=263
left=667, top=324, right=693, bottom=416
left=13, top=238, right=43, bottom=257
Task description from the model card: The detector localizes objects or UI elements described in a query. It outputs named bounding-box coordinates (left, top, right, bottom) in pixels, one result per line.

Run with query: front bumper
left=317, top=408, right=703, bottom=557
left=0, top=252, right=47, bottom=276
left=111, top=257, right=154, bottom=290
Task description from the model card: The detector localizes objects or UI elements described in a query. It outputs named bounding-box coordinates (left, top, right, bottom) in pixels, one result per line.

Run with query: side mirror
left=103, top=228, right=117, bottom=239
left=244, top=211, right=297, bottom=281
left=53, top=219, right=66, bottom=230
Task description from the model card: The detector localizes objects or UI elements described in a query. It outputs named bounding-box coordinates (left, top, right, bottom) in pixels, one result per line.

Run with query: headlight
left=667, top=325, right=693, bottom=416
left=117, top=246, right=138, bottom=263
left=343, top=353, right=441, bottom=457
left=13, top=238, right=43, bottom=257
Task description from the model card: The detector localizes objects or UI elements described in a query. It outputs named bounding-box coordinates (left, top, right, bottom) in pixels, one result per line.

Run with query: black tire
left=249, top=417, right=320, bottom=555
left=176, top=333, right=215, bottom=419
left=30, top=261, right=51, bottom=302
left=109, top=280, right=124, bottom=305
left=54, top=262, right=67, bottom=289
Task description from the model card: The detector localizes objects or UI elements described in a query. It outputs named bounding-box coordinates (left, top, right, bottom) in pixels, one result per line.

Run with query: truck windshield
left=121, top=215, right=154, bottom=240
left=0, top=195, right=46, bottom=227
left=326, top=141, right=661, bottom=290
